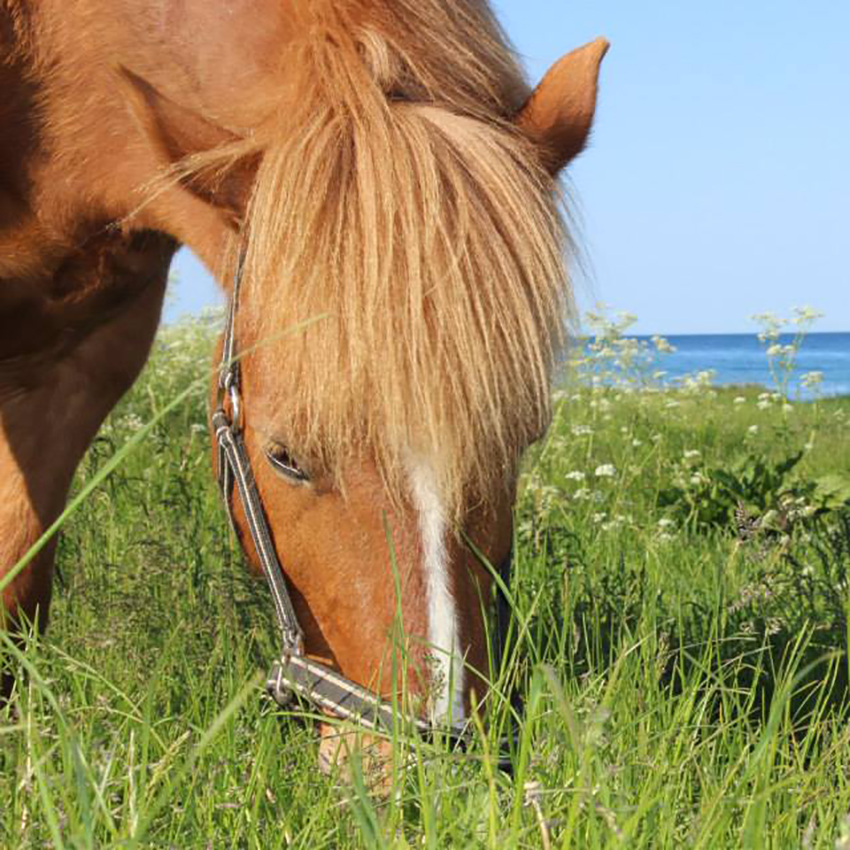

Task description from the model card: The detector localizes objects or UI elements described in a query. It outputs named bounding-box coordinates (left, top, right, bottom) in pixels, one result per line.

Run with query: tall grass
left=1, top=308, right=849, bottom=848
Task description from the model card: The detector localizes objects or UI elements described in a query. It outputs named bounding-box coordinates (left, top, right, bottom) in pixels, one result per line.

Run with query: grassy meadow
left=1, top=309, right=850, bottom=848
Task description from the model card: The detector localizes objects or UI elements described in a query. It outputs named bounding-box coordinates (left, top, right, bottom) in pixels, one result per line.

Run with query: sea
left=583, top=332, right=849, bottom=399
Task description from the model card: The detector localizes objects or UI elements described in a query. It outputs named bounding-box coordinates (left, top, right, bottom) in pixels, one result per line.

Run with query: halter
left=212, top=251, right=513, bottom=748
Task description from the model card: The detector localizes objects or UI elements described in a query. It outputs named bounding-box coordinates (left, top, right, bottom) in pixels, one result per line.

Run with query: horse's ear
left=119, top=67, right=257, bottom=218
left=515, top=38, right=609, bottom=175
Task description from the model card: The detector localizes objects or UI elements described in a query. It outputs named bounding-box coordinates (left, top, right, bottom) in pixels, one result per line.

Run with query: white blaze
left=406, top=456, right=465, bottom=724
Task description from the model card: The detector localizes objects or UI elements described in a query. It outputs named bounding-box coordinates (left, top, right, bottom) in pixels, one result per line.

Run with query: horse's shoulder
left=0, top=223, right=175, bottom=371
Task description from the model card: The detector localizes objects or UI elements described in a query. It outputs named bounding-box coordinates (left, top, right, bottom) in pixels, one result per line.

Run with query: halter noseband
left=212, top=251, right=515, bottom=753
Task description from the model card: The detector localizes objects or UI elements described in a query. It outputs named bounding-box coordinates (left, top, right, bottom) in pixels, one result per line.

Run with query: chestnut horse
left=0, top=0, right=606, bottom=762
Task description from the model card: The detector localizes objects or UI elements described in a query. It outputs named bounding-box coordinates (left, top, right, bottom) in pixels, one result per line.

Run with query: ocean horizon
left=165, top=307, right=848, bottom=400
left=579, top=331, right=849, bottom=399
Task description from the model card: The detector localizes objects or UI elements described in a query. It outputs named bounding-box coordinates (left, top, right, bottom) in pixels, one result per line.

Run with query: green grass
left=2, top=314, right=850, bottom=848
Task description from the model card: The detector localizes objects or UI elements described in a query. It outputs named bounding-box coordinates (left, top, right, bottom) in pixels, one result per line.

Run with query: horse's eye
left=265, top=443, right=309, bottom=482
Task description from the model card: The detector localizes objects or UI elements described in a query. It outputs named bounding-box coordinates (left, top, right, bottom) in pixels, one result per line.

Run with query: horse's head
left=122, top=15, right=606, bottom=771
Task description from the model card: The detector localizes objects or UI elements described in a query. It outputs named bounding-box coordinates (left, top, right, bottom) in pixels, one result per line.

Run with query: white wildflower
left=752, top=312, right=782, bottom=343
left=594, top=464, right=616, bottom=478
left=564, top=471, right=586, bottom=482
left=801, top=371, right=824, bottom=389
left=679, top=370, right=717, bottom=394
left=122, top=414, right=144, bottom=432
left=652, top=336, right=676, bottom=354
left=792, top=305, right=824, bottom=325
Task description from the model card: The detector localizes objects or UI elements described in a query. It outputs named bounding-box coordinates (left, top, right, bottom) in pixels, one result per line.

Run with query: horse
left=0, top=0, right=606, bottom=770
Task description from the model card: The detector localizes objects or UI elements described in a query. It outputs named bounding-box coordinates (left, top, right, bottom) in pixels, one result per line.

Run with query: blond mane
left=213, top=1, right=575, bottom=517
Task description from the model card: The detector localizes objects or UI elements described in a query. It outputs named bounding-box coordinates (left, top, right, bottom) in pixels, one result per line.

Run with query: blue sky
left=167, top=1, right=849, bottom=334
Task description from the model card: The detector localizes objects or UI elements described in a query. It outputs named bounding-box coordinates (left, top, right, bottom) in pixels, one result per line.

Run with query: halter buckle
left=226, top=379, right=242, bottom=433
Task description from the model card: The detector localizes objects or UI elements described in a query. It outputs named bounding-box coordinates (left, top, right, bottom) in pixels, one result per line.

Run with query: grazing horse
left=0, top=0, right=606, bottom=763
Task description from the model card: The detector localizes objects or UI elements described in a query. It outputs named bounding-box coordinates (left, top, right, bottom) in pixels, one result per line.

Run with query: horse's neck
left=0, top=3, right=172, bottom=370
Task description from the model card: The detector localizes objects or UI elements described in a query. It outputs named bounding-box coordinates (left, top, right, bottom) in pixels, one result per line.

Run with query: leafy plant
left=658, top=449, right=850, bottom=532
